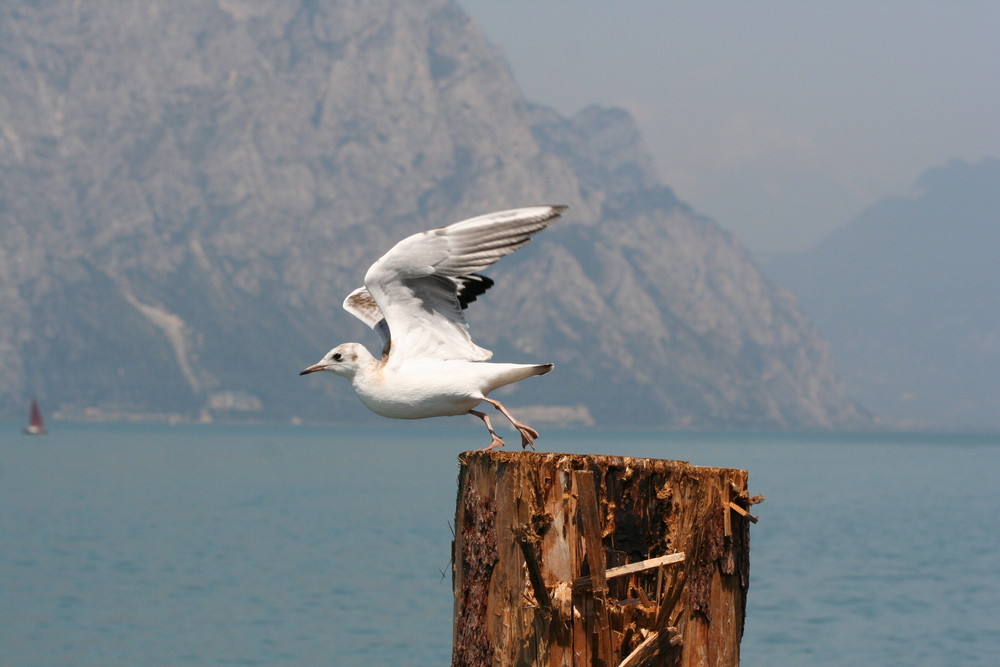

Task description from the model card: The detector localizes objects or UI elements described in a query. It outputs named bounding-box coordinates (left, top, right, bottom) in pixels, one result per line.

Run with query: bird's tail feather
left=485, top=362, right=554, bottom=393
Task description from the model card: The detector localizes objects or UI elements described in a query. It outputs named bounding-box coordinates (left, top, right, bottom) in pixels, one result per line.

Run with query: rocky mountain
left=766, top=158, right=1000, bottom=430
left=0, top=0, right=867, bottom=429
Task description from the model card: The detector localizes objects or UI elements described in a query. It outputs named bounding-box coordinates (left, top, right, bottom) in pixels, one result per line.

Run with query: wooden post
left=452, top=450, right=761, bottom=667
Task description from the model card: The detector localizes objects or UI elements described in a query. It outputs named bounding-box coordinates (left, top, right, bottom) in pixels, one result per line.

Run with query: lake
left=2, top=422, right=997, bottom=665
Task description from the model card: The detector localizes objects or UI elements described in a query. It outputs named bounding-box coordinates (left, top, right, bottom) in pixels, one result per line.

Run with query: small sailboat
left=23, top=399, right=47, bottom=435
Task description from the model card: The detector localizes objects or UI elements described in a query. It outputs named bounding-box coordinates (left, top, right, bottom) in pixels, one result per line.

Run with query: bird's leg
left=469, top=409, right=506, bottom=451
left=481, top=398, right=539, bottom=450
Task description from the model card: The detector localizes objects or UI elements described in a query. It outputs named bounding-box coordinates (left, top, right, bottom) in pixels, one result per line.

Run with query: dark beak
left=299, top=363, right=325, bottom=376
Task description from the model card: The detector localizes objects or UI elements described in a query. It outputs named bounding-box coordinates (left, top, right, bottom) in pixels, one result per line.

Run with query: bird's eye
left=332, top=353, right=343, bottom=362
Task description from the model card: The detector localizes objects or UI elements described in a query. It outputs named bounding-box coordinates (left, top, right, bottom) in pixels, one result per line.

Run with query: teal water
left=1, top=422, right=998, bottom=666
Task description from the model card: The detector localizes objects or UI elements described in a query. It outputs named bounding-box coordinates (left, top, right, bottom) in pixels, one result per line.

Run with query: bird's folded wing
left=362, top=205, right=564, bottom=362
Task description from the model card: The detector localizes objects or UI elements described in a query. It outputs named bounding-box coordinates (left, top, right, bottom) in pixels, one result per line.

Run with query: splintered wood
left=451, top=450, right=759, bottom=667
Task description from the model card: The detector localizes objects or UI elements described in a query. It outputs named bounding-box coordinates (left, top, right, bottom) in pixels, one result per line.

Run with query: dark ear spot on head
left=350, top=353, right=358, bottom=361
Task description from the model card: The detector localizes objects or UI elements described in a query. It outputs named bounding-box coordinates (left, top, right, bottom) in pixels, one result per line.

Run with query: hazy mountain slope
left=767, top=158, right=1000, bottom=429
left=0, top=0, right=866, bottom=428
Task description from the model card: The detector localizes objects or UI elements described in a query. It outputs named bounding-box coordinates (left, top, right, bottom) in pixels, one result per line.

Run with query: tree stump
left=451, top=450, right=760, bottom=667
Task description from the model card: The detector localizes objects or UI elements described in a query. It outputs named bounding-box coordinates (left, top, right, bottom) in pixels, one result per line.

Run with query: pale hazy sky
left=456, top=1, right=1000, bottom=255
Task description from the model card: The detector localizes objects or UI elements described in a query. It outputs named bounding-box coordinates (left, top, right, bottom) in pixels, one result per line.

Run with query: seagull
left=300, top=205, right=565, bottom=450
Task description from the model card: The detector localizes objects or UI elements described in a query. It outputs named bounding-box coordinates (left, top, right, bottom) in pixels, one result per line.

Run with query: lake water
left=2, top=422, right=997, bottom=666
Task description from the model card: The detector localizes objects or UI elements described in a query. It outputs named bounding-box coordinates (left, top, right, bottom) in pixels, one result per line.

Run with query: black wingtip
left=456, top=273, right=495, bottom=310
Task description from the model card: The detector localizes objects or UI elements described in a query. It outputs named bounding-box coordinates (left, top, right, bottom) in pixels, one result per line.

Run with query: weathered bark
left=452, top=450, right=760, bottom=667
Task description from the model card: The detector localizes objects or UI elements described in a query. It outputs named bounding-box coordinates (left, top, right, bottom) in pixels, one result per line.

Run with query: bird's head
left=299, top=343, right=370, bottom=379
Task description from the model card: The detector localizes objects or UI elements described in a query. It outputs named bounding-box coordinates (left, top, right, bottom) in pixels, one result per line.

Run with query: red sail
left=24, top=399, right=46, bottom=435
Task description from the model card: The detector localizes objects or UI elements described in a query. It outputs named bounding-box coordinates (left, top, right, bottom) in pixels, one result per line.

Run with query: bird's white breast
left=351, top=359, right=486, bottom=419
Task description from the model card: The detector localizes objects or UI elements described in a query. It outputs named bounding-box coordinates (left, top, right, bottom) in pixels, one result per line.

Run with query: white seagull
left=300, top=205, right=565, bottom=450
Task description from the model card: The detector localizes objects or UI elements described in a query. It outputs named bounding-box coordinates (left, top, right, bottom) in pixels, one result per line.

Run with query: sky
left=455, top=1, right=1000, bottom=256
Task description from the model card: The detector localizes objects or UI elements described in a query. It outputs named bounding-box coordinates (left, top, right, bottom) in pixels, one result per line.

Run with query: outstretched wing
left=355, top=205, right=564, bottom=363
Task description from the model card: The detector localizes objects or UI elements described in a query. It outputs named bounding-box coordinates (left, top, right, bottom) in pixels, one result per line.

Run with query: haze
left=457, top=0, right=1000, bottom=256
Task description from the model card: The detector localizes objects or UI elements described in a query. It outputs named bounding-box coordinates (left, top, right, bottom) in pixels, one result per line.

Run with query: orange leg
left=469, top=409, right=506, bottom=451
left=482, top=397, right=539, bottom=450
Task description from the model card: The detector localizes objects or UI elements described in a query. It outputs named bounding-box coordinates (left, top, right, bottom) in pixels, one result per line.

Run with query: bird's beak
left=299, top=363, right=325, bottom=376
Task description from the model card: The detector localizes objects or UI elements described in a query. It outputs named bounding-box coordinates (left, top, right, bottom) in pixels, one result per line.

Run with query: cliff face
left=0, top=0, right=867, bottom=427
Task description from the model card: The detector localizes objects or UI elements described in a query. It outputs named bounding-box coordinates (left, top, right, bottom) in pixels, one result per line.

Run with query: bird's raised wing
left=355, top=205, right=564, bottom=362
left=343, top=286, right=392, bottom=358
